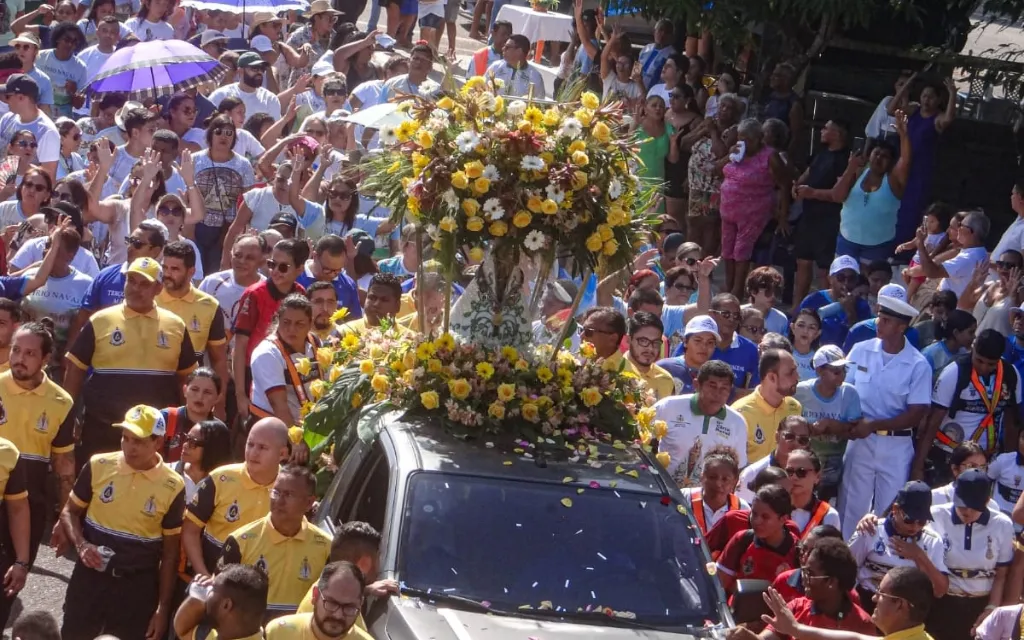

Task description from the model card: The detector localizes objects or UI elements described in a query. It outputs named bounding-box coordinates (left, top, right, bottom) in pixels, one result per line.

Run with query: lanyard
left=273, top=336, right=316, bottom=406
left=969, top=362, right=1003, bottom=453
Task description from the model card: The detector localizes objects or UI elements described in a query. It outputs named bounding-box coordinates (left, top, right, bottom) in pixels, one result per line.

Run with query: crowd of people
left=0, top=0, right=1014, bottom=638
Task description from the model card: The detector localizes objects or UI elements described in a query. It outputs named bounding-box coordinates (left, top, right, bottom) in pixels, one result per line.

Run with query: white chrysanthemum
left=441, top=189, right=458, bottom=210
left=483, top=197, right=505, bottom=220
left=425, top=224, right=439, bottom=239
left=482, top=164, right=500, bottom=181
left=420, top=79, right=440, bottom=96
left=478, top=91, right=497, bottom=110
left=520, top=155, right=546, bottom=171
left=558, top=117, right=582, bottom=138
left=429, top=108, right=450, bottom=122
left=524, top=230, right=547, bottom=251
left=507, top=100, right=527, bottom=117
left=455, top=131, right=481, bottom=153
left=545, top=184, right=565, bottom=204
left=608, top=178, right=623, bottom=200
left=380, top=125, right=399, bottom=146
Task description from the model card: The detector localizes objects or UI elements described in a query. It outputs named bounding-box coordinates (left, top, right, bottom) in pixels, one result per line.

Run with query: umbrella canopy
left=178, top=0, right=308, bottom=13
left=87, top=40, right=228, bottom=100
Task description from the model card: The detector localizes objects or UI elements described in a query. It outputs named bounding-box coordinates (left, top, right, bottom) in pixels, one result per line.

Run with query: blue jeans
left=835, top=234, right=895, bottom=265
left=488, top=0, right=511, bottom=32
left=368, top=0, right=381, bottom=30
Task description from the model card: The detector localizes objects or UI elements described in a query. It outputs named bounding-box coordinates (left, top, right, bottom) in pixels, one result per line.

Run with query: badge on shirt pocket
left=110, top=327, right=125, bottom=347
left=157, top=331, right=169, bottom=349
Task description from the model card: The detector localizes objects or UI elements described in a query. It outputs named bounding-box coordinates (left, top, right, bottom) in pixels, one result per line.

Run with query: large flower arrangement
left=363, top=77, right=655, bottom=278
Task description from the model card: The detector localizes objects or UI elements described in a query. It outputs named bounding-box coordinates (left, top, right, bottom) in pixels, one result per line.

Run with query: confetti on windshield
left=560, top=497, right=573, bottom=508
left=575, top=529, right=583, bottom=535
left=625, top=470, right=639, bottom=478
left=577, top=488, right=585, bottom=494
left=589, top=481, right=599, bottom=489
left=451, top=568, right=458, bottom=575
left=503, top=460, right=513, bottom=466
left=597, top=552, right=607, bottom=560
left=615, top=465, right=625, bottom=474
left=562, top=476, right=574, bottom=483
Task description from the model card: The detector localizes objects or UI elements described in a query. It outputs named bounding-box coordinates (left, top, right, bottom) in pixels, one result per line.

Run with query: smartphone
left=375, top=33, right=396, bottom=49
left=852, top=137, right=866, bottom=154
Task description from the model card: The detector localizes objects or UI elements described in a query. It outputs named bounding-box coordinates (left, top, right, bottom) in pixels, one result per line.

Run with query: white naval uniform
left=987, top=452, right=1024, bottom=519
left=654, top=393, right=748, bottom=489
left=848, top=517, right=948, bottom=594
left=838, top=337, right=932, bottom=539
left=929, top=505, right=1014, bottom=597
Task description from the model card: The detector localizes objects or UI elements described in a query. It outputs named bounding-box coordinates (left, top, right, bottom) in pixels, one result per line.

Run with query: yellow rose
left=300, top=402, right=313, bottom=419
left=579, top=342, right=596, bottom=359
left=466, top=217, right=484, bottom=232
left=541, top=199, right=558, bottom=215
left=371, top=374, right=390, bottom=393
left=517, top=120, right=533, bottom=133
left=598, top=224, right=614, bottom=241
left=568, top=140, right=586, bottom=154
left=489, top=221, right=508, bottom=237
left=571, top=151, right=589, bottom=167
left=488, top=401, right=506, bottom=420
left=309, top=379, right=326, bottom=401
left=475, top=362, right=495, bottom=380
left=638, top=406, right=655, bottom=428
left=654, top=420, right=668, bottom=439
left=497, top=383, right=516, bottom=402
left=316, top=347, right=334, bottom=370
left=574, top=108, right=594, bottom=126
left=537, top=366, right=553, bottom=383
left=351, top=392, right=363, bottom=408
left=580, top=91, right=600, bottom=110
left=439, top=216, right=457, bottom=233
left=542, top=108, right=560, bottom=127
left=427, top=358, right=442, bottom=373
left=462, top=198, right=481, bottom=217
left=585, top=233, right=603, bottom=252
left=329, top=365, right=342, bottom=383
left=521, top=402, right=540, bottom=423
left=358, top=359, right=374, bottom=375
left=580, top=386, right=602, bottom=407
left=607, top=206, right=628, bottom=227
left=512, top=210, right=532, bottom=228
left=472, top=177, right=491, bottom=195
left=526, top=196, right=544, bottom=213
left=592, top=121, right=611, bottom=143
left=437, top=96, right=454, bottom=110
left=655, top=451, right=671, bottom=469
left=288, top=426, right=304, bottom=444
left=420, top=390, right=440, bottom=409
left=464, top=160, right=485, bottom=178
left=451, top=171, right=469, bottom=189
left=416, top=130, right=434, bottom=149
left=603, top=239, right=619, bottom=256
left=540, top=152, right=555, bottom=165
left=448, top=378, right=472, bottom=400
left=295, top=357, right=312, bottom=376
left=571, top=171, right=588, bottom=190
left=469, top=246, right=484, bottom=262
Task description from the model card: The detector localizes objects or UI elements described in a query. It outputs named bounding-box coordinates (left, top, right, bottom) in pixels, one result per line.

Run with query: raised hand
left=96, top=140, right=113, bottom=168
left=894, top=109, right=909, bottom=136
left=180, top=148, right=194, bottom=185
left=140, top=148, right=162, bottom=181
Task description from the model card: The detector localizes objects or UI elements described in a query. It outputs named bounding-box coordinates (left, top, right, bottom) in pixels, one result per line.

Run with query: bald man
left=183, top=417, right=290, bottom=578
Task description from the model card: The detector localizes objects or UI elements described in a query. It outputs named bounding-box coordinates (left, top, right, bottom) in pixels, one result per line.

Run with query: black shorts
left=793, top=212, right=840, bottom=269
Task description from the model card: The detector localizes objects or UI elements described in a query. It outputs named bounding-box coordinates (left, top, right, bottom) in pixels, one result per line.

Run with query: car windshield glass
left=397, top=472, right=719, bottom=626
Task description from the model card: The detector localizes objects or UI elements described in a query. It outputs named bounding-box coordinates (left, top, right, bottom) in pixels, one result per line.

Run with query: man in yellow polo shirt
left=64, top=257, right=198, bottom=470
left=623, top=311, right=675, bottom=400
left=337, top=274, right=408, bottom=336
left=173, top=564, right=268, bottom=640
left=219, top=465, right=331, bottom=621
left=158, top=241, right=229, bottom=417
left=731, top=348, right=803, bottom=463
left=183, top=417, right=289, bottom=578
left=58, top=405, right=186, bottom=640
left=265, top=561, right=373, bottom=640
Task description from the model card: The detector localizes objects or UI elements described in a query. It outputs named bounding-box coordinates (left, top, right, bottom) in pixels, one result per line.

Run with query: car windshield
left=397, top=471, right=720, bottom=627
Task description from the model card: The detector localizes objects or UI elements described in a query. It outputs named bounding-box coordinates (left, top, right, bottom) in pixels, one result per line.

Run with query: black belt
left=877, top=430, right=913, bottom=437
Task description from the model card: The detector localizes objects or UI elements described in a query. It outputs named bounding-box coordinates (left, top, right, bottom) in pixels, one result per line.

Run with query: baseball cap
left=954, top=469, right=992, bottom=512
left=250, top=35, right=274, bottom=53
left=237, top=51, right=267, bottom=69
left=9, top=33, right=40, bottom=48
left=877, top=283, right=918, bottom=320
left=200, top=30, right=229, bottom=47
left=344, top=229, right=374, bottom=256
left=114, top=405, right=167, bottom=439
left=894, top=481, right=934, bottom=522
left=828, top=255, right=860, bottom=276
left=269, top=212, right=298, bottom=231
left=811, top=344, right=848, bottom=369
left=290, top=134, right=319, bottom=156
left=0, top=73, right=39, bottom=102
left=127, top=257, right=163, bottom=283
left=683, top=315, right=721, bottom=342
left=311, top=58, right=335, bottom=77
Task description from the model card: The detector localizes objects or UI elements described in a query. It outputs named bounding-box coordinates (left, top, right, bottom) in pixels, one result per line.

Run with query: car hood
left=376, top=598, right=709, bottom=640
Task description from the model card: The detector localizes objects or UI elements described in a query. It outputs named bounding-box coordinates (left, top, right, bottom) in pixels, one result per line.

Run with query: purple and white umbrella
left=87, top=40, right=228, bottom=100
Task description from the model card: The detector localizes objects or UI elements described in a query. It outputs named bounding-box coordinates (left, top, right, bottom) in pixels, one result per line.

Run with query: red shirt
left=705, top=509, right=801, bottom=559
left=716, top=529, right=798, bottom=582
left=769, top=596, right=876, bottom=639
left=233, top=280, right=305, bottom=361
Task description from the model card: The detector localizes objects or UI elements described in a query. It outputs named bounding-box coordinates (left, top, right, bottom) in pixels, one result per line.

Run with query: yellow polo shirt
left=0, top=437, right=27, bottom=503
left=730, top=385, right=803, bottom=463
left=296, top=588, right=367, bottom=631
left=220, top=515, right=331, bottom=617
left=336, top=318, right=411, bottom=337
left=0, top=371, right=74, bottom=495
left=185, top=628, right=264, bottom=640
left=884, top=625, right=935, bottom=640
left=156, top=285, right=228, bottom=357
left=624, top=353, right=675, bottom=400
left=185, top=462, right=274, bottom=573
left=265, top=613, right=373, bottom=640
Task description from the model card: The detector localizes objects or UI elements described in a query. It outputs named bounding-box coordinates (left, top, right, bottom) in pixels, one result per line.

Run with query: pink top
left=976, top=603, right=1023, bottom=640
left=719, top=144, right=776, bottom=222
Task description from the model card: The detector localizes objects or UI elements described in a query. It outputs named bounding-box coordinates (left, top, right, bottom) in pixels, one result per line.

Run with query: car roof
left=382, top=416, right=669, bottom=496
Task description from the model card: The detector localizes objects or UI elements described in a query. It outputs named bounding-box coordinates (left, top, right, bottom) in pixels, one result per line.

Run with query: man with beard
left=208, top=52, right=282, bottom=121
left=173, top=564, right=268, bottom=640
left=306, top=281, right=339, bottom=342
left=158, top=242, right=229, bottom=417
left=731, top=348, right=803, bottom=464
left=624, top=311, right=674, bottom=400
left=265, top=561, right=372, bottom=640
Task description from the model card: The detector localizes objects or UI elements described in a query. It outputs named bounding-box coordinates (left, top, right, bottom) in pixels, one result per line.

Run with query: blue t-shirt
left=82, top=263, right=126, bottom=311
left=296, top=267, right=363, bottom=320
left=1005, top=337, right=1024, bottom=371
left=843, top=318, right=921, bottom=353
left=799, top=290, right=872, bottom=347
left=0, top=275, right=27, bottom=301
left=654, top=357, right=698, bottom=396
left=669, top=333, right=760, bottom=389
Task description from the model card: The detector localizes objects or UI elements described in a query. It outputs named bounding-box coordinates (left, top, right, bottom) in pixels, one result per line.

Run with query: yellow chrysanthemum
left=439, top=216, right=457, bottom=233
left=526, top=196, right=544, bottom=213
left=488, top=401, right=506, bottom=419
left=580, top=386, right=602, bottom=407
left=371, top=374, right=390, bottom=393
left=580, top=91, right=600, bottom=110
left=497, top=383, right=516, bottom=402
left=341, top=333, right=360, bottom=350
left=359, top=359, right=374, bottom=375
left=603, top=239, right=619, bottom=256
left=464, top=160, right=485, bottom=178
left=489, top=221, right=508, bottom=237
left=542, top=108, right=560, bottom=127
left=592, top=121, right=611, bottom=143
left=396, top=119, right=418, bottom=141
left=330, top=307, right=350, bottom=324
left=597, top=224, right=614, bottom=241
left=568, top=140, right=587, bottom=154
left=416, top=341, right=435, bottom=360
left=521, top=402, right=540, bottom=423
left=512, top=210, right=532, bottom=228
left=571, top=150, right=589, bottom=167
left=540, top=199, right=558, bottom=215
left=406, top=195, right=422, bottom=217
left=435, top=333, right=455, bottom=350
left=420, top=390, right=439, bottom=409
left=500, top=346, right=518, bottom=360
left=451, top=171, right=469, bottom=189
left=571, top=171, right=588, bottom=190
left=585, top=233, right=603, bottom=252
left=351, top=392, right=363, bottom=408
left=472, top=177, right=490, bottom=195
left=437, top=95, right=455, bottom=110
left=475, top=362, right=495, bottom=380
left=295, top=358, right=312, bottom=376
left=416, top=130, right=434, bottom=149
left=469, top=246, right=484, bottom=262
left=309, top=379, right=326, bottom=401
left=462, top=198, right=481, bottom=217
left=537, top=366, right=553, bottom=383
left=448, top=378, right=472, bottom=400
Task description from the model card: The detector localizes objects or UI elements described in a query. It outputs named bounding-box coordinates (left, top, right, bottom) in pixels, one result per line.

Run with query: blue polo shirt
left=667, top=332, right=761, bottom=389
left=799, top=291, right=872, bottom=347
left=0, top=275, right=27, bottom=301
left=843, top=318, right=921, bottom=353
left=82, top=263, right=126, bottom=311
left=296, top=265, right=363, bottom=320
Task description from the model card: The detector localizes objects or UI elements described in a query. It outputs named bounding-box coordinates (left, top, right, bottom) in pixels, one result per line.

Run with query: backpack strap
left=691, top=491, right=708, bottom=535
left=947, top=353, right=975, bottom=419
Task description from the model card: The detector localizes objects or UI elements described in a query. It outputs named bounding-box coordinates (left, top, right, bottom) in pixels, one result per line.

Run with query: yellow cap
left=127, top=257, right=163, bottom=283
left=114, top=405, right=166, bottom=438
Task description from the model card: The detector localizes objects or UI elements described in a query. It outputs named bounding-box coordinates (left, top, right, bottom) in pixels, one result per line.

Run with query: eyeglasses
left=177, top=107, right=197, bottom=116
left=711, top=309, right=741, bottom=321
left=266, top=259, right=293, bottom=274
left=875, top=591, right=911, bottom=607
left=16, top=140, right=37, bottom=149
left=157, top=206, right=184, bottom=217
left=323, top=88, right=346, bottom=97
left=582, top=326, right=618, bottom=338
left=329, top=190, right=354, bottom=199
left=672, top=281, right=695, bottom=292
left=317, top=259, right=342, bottom=277
left=742, top=324, right=766, bottom=336
left=319, top=596, right=361, bottom=617
left=66, top=133, right=81, bottom=142
left=212, top=127, right=235, bottom=137
left=780, top=432, right=811, bottom=445
left=632, top=336, right=660, bottom=348
left=184, top=435, right=205, bottom=447
left=52, top=190, right=73, bottom=202
left=682, top=257, right=698, bottom=266
left=800, top=568, right=831, bottom=582
left=785, top=466, right=812, bottom=479
left=125, top=236, right=150, bottom=249
left=22, top=181, right=46, bottom=193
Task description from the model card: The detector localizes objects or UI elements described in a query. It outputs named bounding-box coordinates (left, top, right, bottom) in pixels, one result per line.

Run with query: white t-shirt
left=988, top=452, right=1024, bottom=517
left=647, top=83, right=671, bottom=104
left=0, top=111, right=60, bottom=164
left=207, top=83, right=282, bottom=121
left=34, top=49, right=87, bottom=112
left=249, top=336, right=318, bottom=422
left=187, top=127, right=265, bottom=161
left=199, top=269, right=264, bottom=328
left=192, top=150, right=256, bottom=227
left=931, top=359, right=1021, bottom=454
left=848, top=517, right=948, bottom=593
left=0, top=200, right=29, bottom=230
left=11, top=237, right=100, bottom=278
left=92, top=124, right=126, bottom=147
left=109, top=145, right=141, bottom=187
left=940, top=246, right=989, bottom=298
left=77, top=44, right=115, bottom=117
left=679, top=487, right=749, bottom=531
left=76, top=19, right=131, bottom=48
left=19, top=266, right=93, bottom=348
left=118, top=167, right=187, bottom=199
left=930, top=504, right=1014, bottom=597
left=602, top=73, right=643, bottom=103
left=653, top=393, right=748, bottom=488
left=736, top=454, right=771, bottom=504
left=242, top=186, right=294, bottom=231
left=123, top=17, right=175, bottom=42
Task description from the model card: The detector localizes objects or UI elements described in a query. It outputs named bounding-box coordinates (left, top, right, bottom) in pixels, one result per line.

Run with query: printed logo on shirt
left=190, top=315, right=201, bottom=332
left=714, top=420, right=730, bottom=438
left=226, top=500, right=240, bottom=522
left=100, top=481, right=115, bottom=503
left=942, top=534, right=951, bottom=552
left=299, top=557, right=311, bottom=581
left=157, top=331, right=169, bottom=349
left=35, top=412, right=48, bottom=433
left=110, top=327, right=125, bottom=346
left=754, top=424, right=765, bottom=444
left=874, top=538, right=886, bottom=555
left=742, top=556, right=755, bottom=575
left=987, top=536, right=994, bottom=560
left=255, top=554, right=268, bottom=575
left=142, top=495, right=156, bottom=517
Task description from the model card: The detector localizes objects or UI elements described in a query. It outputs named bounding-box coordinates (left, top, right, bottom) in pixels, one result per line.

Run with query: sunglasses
left=52, top=190, right=72, bottom=202
left=711, top=309, right=741, bottom=321
left=329, top=190, right=353, bottom=199
left=66, top=133, right=81, bottom=142
left=212, top=127, right=235, bottom=137
left=16, top=140, right=37, bottom=149
left=781, top=432, right=811, bottom=445
left=323, top=89, right=346, bottom=97
left=800, top=568, right=831, bottom=582
left=582, top=326, right=617, bottom=337
left=898, top=511, right=927, bottom=526
left=22, top=181, right=46, bottom=193
left=785, top=466, right=812, bottom=479
left=266, top=259, right=293, bottom=274
left=742, top=324, right=766, bottom=335
left=681, top=257, right=699, bottom=266
left=672, top=281, right=695, bottom=291
left=125, top=236, right=150, bottom=249
left=157, top=206, right=184, bottom=217
left=996, top=261, right=1022, bottom=270
left=184, top=435, right=205, bottom=447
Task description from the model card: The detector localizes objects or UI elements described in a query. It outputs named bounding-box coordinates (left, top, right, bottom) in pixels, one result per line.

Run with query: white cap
left=877, top=283, right=919, bottom=319
left=683, top=315, right=721, bottom=341
left=250, top=35, right=274, bottom=53
left=311, top=58, right=334, bottom=77
left=829, top=255, right=860, bottom=276
left=812, top=344, right=848, bottom=369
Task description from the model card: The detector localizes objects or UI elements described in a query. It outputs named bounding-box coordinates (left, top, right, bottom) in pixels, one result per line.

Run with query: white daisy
left=425, top=223, right=439, bottom=239
left=441, top=189, right=459, bottom=210
left=558, top=117, right=582, bottom=138
left=482, top=164, right=500, bottom=181
left=520, top=155, right=546, bottom=171
left=478, top=91, right=497, bottom=111
left=524, top=230, right=547, bottom=251
left=420, top=79, right=440, bottom=97
left=455, top=131, right=481, bottom=153
left=483, top=197, right=505, bottom=220
left=380, top=125, right=399, bottom=146
left=507, top=100, right=527, bottom=117
left=545, top=184, right=565, bottom=204
left=429, top=108, right=450, bottom=122
left=608, top=178, right=623, bottom=200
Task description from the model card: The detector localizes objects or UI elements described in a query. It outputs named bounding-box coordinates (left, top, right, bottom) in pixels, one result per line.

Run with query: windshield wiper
left=398, top=586, right=504, bottom=614
left=517, top=607, right=680, bottom=632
